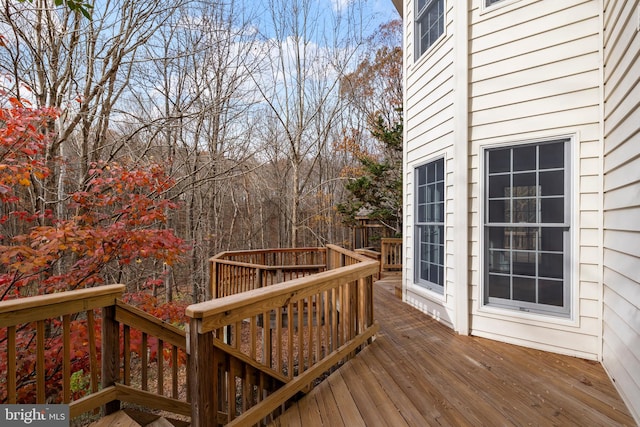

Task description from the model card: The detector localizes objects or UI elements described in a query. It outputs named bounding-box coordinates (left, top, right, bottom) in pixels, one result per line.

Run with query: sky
left=246, top=0, right=401, bottom=43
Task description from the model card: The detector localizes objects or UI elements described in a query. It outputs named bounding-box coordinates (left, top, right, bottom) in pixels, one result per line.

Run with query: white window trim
left=414, top=0, right=446, bottom=61
left=480, top=0, right=525, bottom=15
left=413, top=156, right=447, bottom=296
left=477, top=136, right=578, bottom=324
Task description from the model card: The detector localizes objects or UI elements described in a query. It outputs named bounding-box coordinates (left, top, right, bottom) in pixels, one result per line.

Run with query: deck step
left=88, top=410, right=189, bottom=427
left=88, top=411, right=139, bottom=427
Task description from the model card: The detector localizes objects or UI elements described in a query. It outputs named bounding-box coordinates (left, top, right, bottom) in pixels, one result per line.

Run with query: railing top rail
left=208, top=259, right=326, bottom=270
left=187, top=258, right=378, bottom=332
left=209, top=247, right=326, bottom=262
left=325, top=244, right=372, bottom=263
left=0, top=284, right=126, bottom=327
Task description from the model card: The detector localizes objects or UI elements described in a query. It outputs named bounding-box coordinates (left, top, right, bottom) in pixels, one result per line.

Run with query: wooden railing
left=0, top=285, right=190, bottom=422
left=209, top=247, right=327, bottom=298
left=0, top=245, right=379, bottom=426
left=381, top=238, right=403, bottom=271
left=188, top=245, right=379, bottom=426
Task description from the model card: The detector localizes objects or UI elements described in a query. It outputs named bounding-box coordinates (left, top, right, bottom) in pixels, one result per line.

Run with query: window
left=484, top=140, right=571, bottom=316
left=415, top=0, right=444, bottom=59
left=415, top=158, right=445, bottom=293
left=485, top=0, right=504, bottom=5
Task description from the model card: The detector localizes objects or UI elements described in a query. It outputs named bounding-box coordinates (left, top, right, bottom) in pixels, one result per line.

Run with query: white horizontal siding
left=467, top=0, right=602, bottom=358
left=602, top=0, right=640, bottom=422
left=403, top=0, right=457, bottom=325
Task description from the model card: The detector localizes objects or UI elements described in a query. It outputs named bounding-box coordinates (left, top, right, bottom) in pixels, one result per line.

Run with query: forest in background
left=0, top=0, right=402, bottom=304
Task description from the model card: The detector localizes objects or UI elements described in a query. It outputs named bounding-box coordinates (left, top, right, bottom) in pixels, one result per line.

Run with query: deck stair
left=89, top=409, right=190, bottom=427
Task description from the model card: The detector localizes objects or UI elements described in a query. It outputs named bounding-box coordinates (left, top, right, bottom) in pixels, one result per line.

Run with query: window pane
left=418, top=204, right=426, bottom=222
left=540, top=227, right=563, bottom=252
left=436, top=181, right=444, bottom=202
left=489, top=149, right=510, bottom=173
left=488, top=227, right=508, bottom=249
left=417, top=164, right=426, bottom=184
left=418, top=185, right=426, bottom=204
left=489, top=199, right=509, bottom=223
left=427, top=162, right=435, bottom=182
left=428, top=225, right=442, bottom=244
left=436, top=202, right=444, bottom=222
left=539, top=170, right=563, bottom=196
left=429, top=244, right=440, bottom=263
left=513, top=145, right=536, bottom=171
left=488, top=274, right=510, bottom=299
left=539, top=142, right=564, bottom=169
left=489, top=175, right=510, bottom=198
left=539, top=279, right=563, bottom=306
left=420, top=260, right=430, bottom=282
left=510, top=227, right=537, bottom=250
left=541, top=198, right=564, bottom=223
left=513, top=173, right=536, bottom=197
left=513, top=198, right=536, bottom=223
left=539, top=253, right=563, bottom=279
left=426, top=183, right=435, bottom=203
left=512, top=251, right=536, bottom=276
left=436, top=160, right=444, bottom=180
left=513, top=277, right=536, bottom=303
left=489, top=250, right=510, bottom=274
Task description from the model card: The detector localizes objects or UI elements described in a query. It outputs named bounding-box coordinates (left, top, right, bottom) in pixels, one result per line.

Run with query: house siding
left=602, top=0, right=640, bottom=420
left=465, top=0, right=603, bottom=358
left=404, top=0, right=457, bottom=326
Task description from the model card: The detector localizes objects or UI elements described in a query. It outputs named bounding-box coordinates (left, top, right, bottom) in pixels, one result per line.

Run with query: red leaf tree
left=0, top=100, right=189, bottom=403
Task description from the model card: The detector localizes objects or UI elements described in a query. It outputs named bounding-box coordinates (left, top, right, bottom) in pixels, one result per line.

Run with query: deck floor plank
left=339, top=356, right=409, bottom=427
left=312, top=376, right=347, bottom=427
left=271, top=274, right=636, bottom=427
left=326, top=368, right=367, bottom=426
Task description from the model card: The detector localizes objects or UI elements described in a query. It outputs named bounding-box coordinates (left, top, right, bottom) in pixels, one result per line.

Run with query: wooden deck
left=271, top=274, right=636, bottom=427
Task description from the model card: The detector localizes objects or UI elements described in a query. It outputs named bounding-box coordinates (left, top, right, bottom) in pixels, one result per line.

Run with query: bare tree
left=250, top=0, right=367, bottom=247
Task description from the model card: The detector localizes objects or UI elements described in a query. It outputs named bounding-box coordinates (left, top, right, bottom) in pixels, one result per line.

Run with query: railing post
left=209, top=259, right=217, bottom=299
left=188, top=319, right=216, bottom=427
left=101, top=304, right=120, bottom=415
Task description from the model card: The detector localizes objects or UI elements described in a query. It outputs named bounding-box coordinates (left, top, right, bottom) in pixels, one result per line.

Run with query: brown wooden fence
left=188, top=245, right=379, bottom=426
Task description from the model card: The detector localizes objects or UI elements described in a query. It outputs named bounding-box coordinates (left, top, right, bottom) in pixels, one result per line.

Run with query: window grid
left=485, top=141, right=570, bottom=316
left=415, top=158, right=445, bottom=293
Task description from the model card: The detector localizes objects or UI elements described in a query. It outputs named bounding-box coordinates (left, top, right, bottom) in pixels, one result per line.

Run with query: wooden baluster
left=123, top=324, right=130, bottom=385
left=172, top=346, right=179, bottom=399
left=276, top=307, right=282, bottom=374
left=7, top=325, right=16, bottom=403
left=297, top=299, right=303, bottom=374
left=142, top=333, right=148, bottom=391
left=229, top=357, right=239, bottom=421
left=157, top=338, right=164, bottom=396
left=307, top=296, right=313, bottom=369
left=250, top=315, right=256, bottom=360
left=263, top=309, right=272, bottom=369
left=315, top=293, right=322, bottom=363
left=62, top=315, right=71, bottom=403
left=87, top=310, right=99, bottom=402
left=36, top=320, right=45, bottom=403
left=331, top=287, right=338, bottom=352
left=287, top=302, right=293, bottom=379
